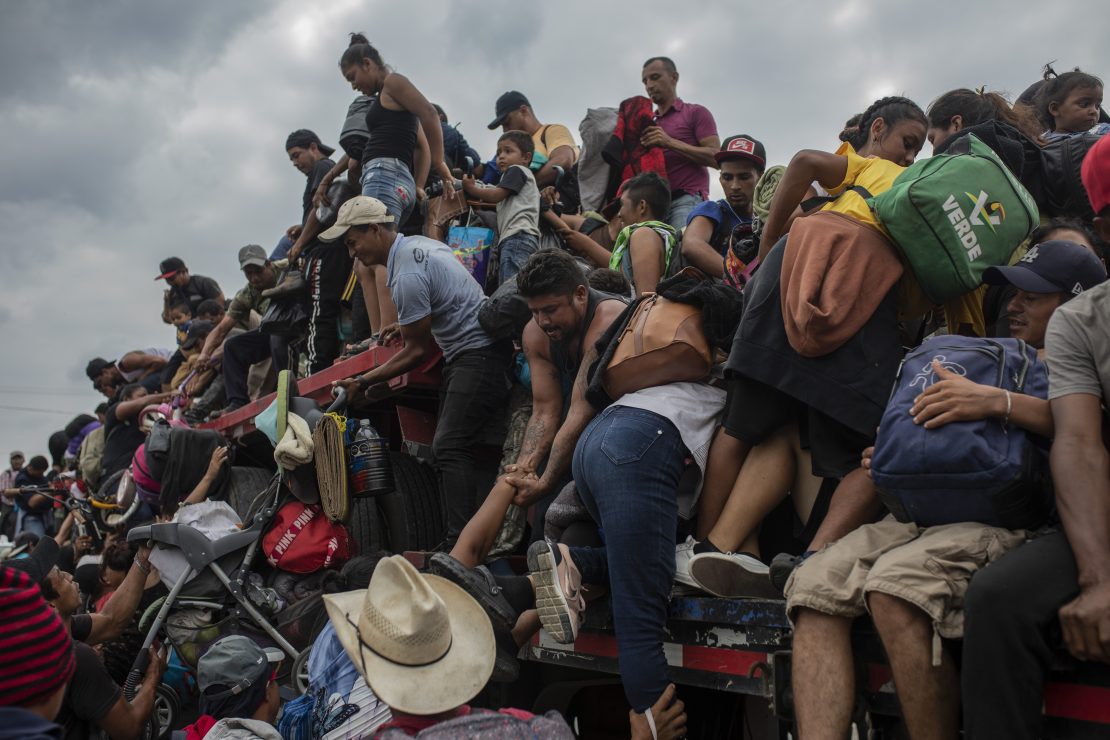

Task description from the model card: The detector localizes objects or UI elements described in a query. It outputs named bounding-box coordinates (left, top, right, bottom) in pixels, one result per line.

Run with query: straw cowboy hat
left=323, top=555, right=495, bottom=715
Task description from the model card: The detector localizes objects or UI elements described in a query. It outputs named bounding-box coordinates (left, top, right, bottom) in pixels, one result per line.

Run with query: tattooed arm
left=509, top=338, right=601, bottom=507
left=514, top=321, right=563, bottom=473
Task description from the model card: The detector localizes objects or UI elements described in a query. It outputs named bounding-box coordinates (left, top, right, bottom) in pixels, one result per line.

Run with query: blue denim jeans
left=498, top=232, right=540, bottom=283
left=666, top=192, right=704, bottom=232
left=361, top=157, right=417, bottom=226
left=569, top=405, right=687, bottom=711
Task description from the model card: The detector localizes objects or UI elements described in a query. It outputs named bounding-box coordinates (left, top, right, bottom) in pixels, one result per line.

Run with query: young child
left=166, top=302, right=193, bottom=347
left=608, top=171, right=676, bottom=297
left=462, top=130, right=541, bottom=282
left=1036, top=67, right=1110, bottom=142
left=195, top=298, right=225, bottom=325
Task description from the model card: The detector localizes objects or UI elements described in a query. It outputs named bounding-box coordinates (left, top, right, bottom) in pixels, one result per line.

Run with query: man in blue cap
left=787, top=240, right=1106, bottom=739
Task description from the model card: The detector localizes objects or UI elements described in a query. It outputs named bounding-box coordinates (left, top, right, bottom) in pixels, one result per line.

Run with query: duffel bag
left=263, top=501, right=351, bottom=574
left=870, top=133, right=1040, bottom=304
left=871, top=335, right=1050, bottom=529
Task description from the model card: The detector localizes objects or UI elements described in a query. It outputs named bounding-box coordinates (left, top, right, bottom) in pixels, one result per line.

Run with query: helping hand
left=507, top=473, right=548, bottom=508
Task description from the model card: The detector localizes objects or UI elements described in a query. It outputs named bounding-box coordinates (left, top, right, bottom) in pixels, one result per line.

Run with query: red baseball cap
left=715, top=135, right=766, bottom=169
left=1081, top=134, right=1110, bottom=216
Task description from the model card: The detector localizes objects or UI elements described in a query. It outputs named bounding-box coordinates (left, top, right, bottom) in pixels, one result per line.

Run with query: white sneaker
left=688, top=551, right=780, bottom=599
left=674, top=536, right=700, bottom=589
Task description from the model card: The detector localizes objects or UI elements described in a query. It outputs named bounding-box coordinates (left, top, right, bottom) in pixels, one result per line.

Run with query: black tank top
left=362, top=95, right=417, bottom=171
left=550, top=289, right=618, bottom=398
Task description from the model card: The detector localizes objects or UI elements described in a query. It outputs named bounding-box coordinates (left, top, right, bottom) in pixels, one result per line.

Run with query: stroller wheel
left=152, top=684, right=180, bottom=739
left=291, top=645, right=312, bottom=696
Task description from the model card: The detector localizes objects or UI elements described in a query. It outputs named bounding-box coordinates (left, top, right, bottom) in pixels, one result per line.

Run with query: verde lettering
left=942, top=193, right=982, bottom=261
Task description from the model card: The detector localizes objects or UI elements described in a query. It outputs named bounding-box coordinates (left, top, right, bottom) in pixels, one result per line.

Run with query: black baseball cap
left=5, top=537, right=60, bottom=589
left=983, top=240, right=1107, bottom=298
left=156, top=257, right=186, bottom=281
left=716, top=135, right=767, bottom=170
left=285, top=129, right=335, bottom=157
left=488, top=91, right=530, bottom=130
left=181, top=320, right=215, bottom=350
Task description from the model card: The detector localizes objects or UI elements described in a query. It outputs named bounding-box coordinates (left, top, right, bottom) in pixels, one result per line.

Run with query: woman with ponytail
left=338, top=33, right=452, bottom=226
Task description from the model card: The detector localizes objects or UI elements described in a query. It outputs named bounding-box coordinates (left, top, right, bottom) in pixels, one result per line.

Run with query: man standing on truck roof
left=325, top=196, right=510, bottom=548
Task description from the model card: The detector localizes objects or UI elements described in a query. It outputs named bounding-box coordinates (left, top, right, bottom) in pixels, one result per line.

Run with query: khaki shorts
left=785, top=516, right=1028, bottom=640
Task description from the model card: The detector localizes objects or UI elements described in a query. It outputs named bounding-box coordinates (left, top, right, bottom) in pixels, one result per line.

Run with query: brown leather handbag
left=602, top=292, right=713, bottom=399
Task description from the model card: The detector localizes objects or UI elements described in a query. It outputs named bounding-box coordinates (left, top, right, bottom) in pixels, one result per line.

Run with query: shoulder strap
left=539, top=125, right=550, bottom=148
left=799, top=185, right=875, bottom=214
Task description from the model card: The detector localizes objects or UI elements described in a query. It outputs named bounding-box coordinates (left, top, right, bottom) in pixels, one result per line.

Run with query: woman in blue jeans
left=339, top=33, right=453, bottom=225
left=529, top=381, right=725, bottom=738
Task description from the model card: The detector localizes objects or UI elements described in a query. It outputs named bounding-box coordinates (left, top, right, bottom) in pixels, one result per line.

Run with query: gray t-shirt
left=1045, top=281, right=1110, bottom=403
left=387, top=234, right=494, bottom=363
left=494, top=164, right=540, bottom=241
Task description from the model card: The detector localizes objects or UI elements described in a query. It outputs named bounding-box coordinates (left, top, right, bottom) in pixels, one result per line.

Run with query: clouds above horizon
left=0, top=0, right=1107, bottom=455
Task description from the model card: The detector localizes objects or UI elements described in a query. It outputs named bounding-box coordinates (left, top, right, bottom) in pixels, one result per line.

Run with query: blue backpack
left=871, top=336, right=1050, bottom=530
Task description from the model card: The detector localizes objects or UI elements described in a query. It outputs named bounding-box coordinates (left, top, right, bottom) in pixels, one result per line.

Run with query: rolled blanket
left=752, top=165, right=785, bottom=224
left=275, top=412, right=314, bottom=471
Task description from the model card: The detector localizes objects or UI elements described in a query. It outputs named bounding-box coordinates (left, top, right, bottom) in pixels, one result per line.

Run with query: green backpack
left=868, top=133, right=1040, bottom=304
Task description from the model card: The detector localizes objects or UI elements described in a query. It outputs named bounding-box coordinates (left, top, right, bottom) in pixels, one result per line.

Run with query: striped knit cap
left=0, top=565, right=76, bottom=706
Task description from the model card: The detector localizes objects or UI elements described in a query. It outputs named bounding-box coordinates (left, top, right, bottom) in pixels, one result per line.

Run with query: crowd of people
left=2, top=36, right=1110, bottom=739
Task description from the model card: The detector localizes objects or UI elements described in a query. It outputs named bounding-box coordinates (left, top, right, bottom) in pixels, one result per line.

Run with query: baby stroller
left=124, top=472, right=300, bottom=737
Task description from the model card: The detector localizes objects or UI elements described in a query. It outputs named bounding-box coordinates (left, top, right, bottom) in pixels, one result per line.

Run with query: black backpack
left=1036, top=133, right=1103, bottom=220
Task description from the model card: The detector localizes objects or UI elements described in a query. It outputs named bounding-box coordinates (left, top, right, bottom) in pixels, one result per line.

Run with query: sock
left=493, top=574, right=534, bottom=614
left=694, top=538, right=721, bottom=555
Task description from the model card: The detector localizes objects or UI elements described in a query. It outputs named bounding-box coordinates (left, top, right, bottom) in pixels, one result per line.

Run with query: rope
left=313, top=413, right=349, bottom=523
left=752, top=165, right=785, bottom=224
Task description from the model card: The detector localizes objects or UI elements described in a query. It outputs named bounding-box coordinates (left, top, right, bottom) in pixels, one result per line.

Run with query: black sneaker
left=769, top=552, right=803, bottom=595
left=428, top=553, right=517, bottom=635
left=208, top=401, right=244, bottom=420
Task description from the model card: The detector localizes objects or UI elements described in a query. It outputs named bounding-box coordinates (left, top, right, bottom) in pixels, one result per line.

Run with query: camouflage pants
left=488, top=383, right=532, bottom=559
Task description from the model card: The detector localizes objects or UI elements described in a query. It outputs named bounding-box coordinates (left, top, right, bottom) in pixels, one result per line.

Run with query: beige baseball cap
left=319, top=196, right=395, bottom=242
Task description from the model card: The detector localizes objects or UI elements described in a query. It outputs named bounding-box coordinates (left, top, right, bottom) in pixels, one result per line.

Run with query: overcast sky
left=0, top=0, right=1106, bottom=463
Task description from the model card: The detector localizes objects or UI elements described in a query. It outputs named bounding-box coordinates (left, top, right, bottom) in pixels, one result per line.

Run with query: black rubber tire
left=346, top=494, right=387, bottom=555
left=225, top=466, right=277, bottom=521
left=376, top=452, right=444, bottom=552
left=97, top=468, right=125, bottom=501
left=290, top=645, right=312, bottom=696
left=152, top=685, right=180, bottom=740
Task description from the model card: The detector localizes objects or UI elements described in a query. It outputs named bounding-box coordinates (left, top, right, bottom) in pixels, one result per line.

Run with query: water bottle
left=348, top=422, right=394, bottom=497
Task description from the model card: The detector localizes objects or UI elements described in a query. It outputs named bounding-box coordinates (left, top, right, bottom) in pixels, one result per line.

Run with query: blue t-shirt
left=685, top=199, right=752, bottom=255
left=386, top=234, right=494, bottom=363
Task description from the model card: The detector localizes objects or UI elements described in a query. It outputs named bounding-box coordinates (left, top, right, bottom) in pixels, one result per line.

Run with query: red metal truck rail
left=201, top=344, right=442, bottom=439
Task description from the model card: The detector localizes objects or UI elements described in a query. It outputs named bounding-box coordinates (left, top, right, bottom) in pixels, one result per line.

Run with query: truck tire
left=346, top=495, right=387, bottom=555
left=376, top=452, right=444, bottom=552
left=225, top=466, right=277, bottom=521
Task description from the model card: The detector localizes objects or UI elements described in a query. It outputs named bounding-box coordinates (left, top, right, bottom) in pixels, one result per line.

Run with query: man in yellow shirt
left=488, top=91, right=579, bottom=188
